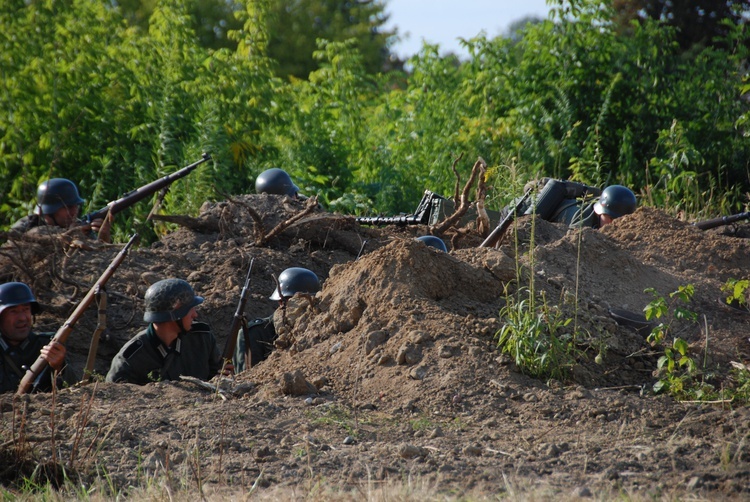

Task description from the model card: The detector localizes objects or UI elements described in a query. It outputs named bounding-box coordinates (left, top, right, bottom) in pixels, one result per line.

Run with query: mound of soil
left=1, top=196, right=749, bottom=498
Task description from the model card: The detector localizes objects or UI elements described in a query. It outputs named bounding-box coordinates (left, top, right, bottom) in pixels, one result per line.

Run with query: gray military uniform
left=10, top=214, right=42, bottom=233
left=233, top=315, right=276, bottom=372
left=551, top=200, right=600, bottom=228
left=106, top=322, right=222, bottom=385
left=0, top=332, right=76, bottom=393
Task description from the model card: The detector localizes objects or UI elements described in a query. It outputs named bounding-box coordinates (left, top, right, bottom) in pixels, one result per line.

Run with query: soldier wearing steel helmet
left=233, top=267, right=321, bottom=372
left=11, top=178, right=111, bottom=242
left=106, top=279, right=229, bottom=384
left=562, top=185, right=637, bottom=229
left=255, top=168, right=303, bottom=199
left=416, top=235, right=448, bottom=252
left=512, top=179, right=636, bottom=230
left=0, top=282, right=75, bottom=393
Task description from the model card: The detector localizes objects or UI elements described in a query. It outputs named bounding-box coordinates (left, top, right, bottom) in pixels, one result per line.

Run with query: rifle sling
left=1, top=350, right=25, bottom=379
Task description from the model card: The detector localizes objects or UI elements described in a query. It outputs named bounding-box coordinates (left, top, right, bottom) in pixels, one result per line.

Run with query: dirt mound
left=2, top=196, right=750, bottom=498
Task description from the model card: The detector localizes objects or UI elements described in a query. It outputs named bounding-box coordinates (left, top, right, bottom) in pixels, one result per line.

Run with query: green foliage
left=644, top=285, right=714, bottom=399
left=266, top=0, right=399, bottom=79
left=496, top=287, right=579, bottom=382
left=644, top=285, right=698, bottom=346
left=721, top=278, right=749, bottom=308
left=1, top=0, right=749, bottom=236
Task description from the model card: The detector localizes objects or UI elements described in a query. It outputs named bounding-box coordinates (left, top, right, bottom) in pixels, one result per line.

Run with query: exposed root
left=433, top=157, right=487, bottom=234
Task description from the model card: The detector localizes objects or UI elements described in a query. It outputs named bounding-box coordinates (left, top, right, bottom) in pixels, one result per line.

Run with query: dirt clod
left=1, top=199, right=750, bottom=497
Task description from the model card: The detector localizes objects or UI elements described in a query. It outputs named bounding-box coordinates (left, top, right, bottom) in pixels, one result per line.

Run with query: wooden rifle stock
left=694, top=212, right=750, bottom=231
left=222, top=259, right=255, bottom=363
left=479, top=188, right=533, bottom=248
left=16, top=233, right=139, bottom=395
left=82, top=153, right=211, bottom=223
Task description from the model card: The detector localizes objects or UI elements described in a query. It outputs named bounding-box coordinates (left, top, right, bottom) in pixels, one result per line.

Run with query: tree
left=612, top=0, right=750, bottom=51
left=112, top=0, right=401, bottom=77
left=267, top=0, right=400, bottom=78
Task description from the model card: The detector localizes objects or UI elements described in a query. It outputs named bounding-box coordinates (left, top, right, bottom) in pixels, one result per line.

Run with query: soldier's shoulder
left=247, top=317, right=270, bottom=329
left=120, top=338, right=145, bottom=360
left=189, top=321, right=213, bottom=334
left=10, top=215, right=38, bottom=232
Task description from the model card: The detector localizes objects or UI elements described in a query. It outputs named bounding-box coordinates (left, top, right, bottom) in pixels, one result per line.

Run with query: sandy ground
left=1, top=194, right=749, bottom=499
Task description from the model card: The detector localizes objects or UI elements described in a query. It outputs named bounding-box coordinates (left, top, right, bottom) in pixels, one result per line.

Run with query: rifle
left=479, top=188, right=534, bottom=248
left=221, top=258, right=255, bottom=366
left=82, top=153, right=212, bottom=224
left=694, top=212, right=750, bottom=231
left=16, top=233, right=139, bottom=395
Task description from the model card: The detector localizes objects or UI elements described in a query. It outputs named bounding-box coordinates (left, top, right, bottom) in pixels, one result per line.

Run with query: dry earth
left=1, top=194, right=750, bottom=499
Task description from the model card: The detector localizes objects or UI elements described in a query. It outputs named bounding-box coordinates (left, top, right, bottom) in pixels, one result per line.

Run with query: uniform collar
left=145, top=324, right=182, bottom=359
left=0, top=333, right=33, bottom=352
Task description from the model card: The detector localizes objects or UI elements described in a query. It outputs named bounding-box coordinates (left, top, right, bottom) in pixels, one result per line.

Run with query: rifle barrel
left=84, top=153, right=211, bottom=222
left=479, top=188, right=533, bottom=248
left=221, top=259, right=254, bottom=363
left=694, top=212, right=750, bottom=231
left=16, top=233, right=139, bottom=395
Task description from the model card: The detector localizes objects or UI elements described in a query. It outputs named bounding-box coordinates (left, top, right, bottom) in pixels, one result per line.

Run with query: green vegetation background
left=1, top=0, right=748, bottom=242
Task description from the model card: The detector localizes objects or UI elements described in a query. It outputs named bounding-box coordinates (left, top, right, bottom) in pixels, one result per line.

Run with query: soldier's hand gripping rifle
left=81, top=153, right=212, bottom=224
left=694, top=212, right=750, bottom=231
left=16, top=233, right=139, bottom=395
left=221, top=258, right=255, bottom=369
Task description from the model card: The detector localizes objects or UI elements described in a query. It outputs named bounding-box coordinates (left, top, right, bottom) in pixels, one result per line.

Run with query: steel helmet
left=143, top=279, right=204, bottom=323
left=594, top=185, right=636, bottom=218
left=255, top=168, right=300, bottom=197
left=35, top=178, right=85, bottom=215
left=416, top=235, right=447, bottom=252
left=0, top=282, right=40, bottom=316
left=270, top=267, right=320, bottom=301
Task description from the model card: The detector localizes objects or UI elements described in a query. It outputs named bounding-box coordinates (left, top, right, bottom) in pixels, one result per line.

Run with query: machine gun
left=81, top=153, right=211, bottom=224
left=694, top=212, right=750, bottom=231
left=355, top=190, right=446, bottom=226
left=221, top=259, right=255, bottom=369
left=16, top=233, right=139, bottom=395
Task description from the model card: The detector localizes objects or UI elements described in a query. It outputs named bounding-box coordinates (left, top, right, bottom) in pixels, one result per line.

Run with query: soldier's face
left=599, top=213, right=615, bottom=227
left=180, top=306, right=198, bottom=331
left=50, top=204, right=79, bottom=228
left=0, top=304, right=33, bottom=345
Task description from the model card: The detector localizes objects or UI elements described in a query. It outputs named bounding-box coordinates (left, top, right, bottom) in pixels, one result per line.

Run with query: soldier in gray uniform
left=0, top=282, right=73, bottom=393
left=11, top=178, right=110, bottom=241
left=555, top=184, right=637, bottom=229
left=512, top=180, right=636, bottom=230
left=234, top=267, right=320, bottom=372
left=106, top=279, right=226, bottom=385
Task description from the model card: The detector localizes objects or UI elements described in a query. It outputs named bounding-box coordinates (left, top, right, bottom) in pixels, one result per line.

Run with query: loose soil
left=1, top=194, right=749, bottom=499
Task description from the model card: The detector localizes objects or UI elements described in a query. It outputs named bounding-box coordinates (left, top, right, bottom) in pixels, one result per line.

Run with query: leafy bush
left=1, top=0, right=749, bottom=238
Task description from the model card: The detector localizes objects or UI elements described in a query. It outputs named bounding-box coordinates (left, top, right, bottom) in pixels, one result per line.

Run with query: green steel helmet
left=0, top=282, right=40, bottom=316
left=35, top=178, right=85, bottom=215
left=143, top=279, right=204, bottom=323
left=255, top=168, right=300, bottom=197
left=270, top=267, right=320, bottom=301
left=594, top=185, right=637, bottom=218
left=416, top=235, right=447, bottom=252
